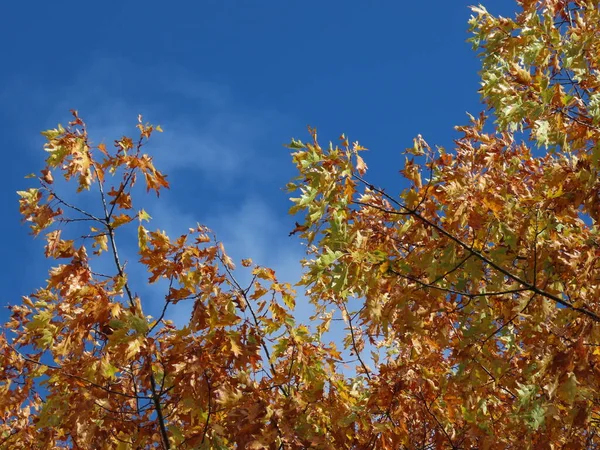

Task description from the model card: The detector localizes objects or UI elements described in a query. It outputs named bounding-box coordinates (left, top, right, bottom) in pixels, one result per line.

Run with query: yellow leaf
left=138, top=209, right=152, bottom=222
left=229, top=334, right=242, bottom=357
left=138, top=225, right=148, bottom=250
left=114, top=274, right=127, bottom=293
left=125, top=337, right=142, bottom=359
left=93, top=233, right=108, bottom=255
left=482, top=196, right=504, bottom=217
left=111, top=214, right=134, bottom=228
left=356, top=154, right=368, bottom=176
left=218, top=242, right=235, bottom=270
left=379, top=260, right=390, bottom=274
left=404, top=188, right=419, bottom=209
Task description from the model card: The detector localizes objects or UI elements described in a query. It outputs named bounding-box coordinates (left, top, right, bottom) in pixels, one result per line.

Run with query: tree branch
left=352, top=174, right=600, bottom=322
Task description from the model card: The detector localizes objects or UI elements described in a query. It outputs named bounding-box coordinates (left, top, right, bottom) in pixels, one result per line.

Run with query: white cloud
left=5, top=56, right=284, bottom=177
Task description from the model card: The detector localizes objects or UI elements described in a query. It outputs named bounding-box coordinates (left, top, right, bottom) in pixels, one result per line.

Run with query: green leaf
left=101, top=360, right=119, bottom=379
left=35, top=329, right=54, bottom=350
left=108, top=319, right=126, bottom=330
left=288, top=138, right=305, bottom=149
left=529, top=403, right=546, bottom=430
left=317, top=248, right=344, bottom=268
left=129, top=315, right=149, bottom=334
left=282, top=293, right=295, bottom=309
left=24, top=310, right=53, bottom=331
left=534, top=119, right=550, bottom=147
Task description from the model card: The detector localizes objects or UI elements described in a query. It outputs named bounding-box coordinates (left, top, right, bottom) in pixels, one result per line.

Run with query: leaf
left=129, top=314, right=149, bottom=334
left=355, top=154, right=368, bottom=176
left=404, top=188, right=419, bottom=209
left=138, top=209, right=152, bottom=222
left=529, top=403, right=546, bottom=430
left=379, top=260, right=390, bottom=274
left=534, top=119, right=550, bottom=147
left=558, top=373, right=578, bottom=405
left=138, top=224, right=148, bottom=250
left=407, top=136, right=425, bottom=156
left=111, top=213, right=134, bottom=229
left=218, top=241, right=235, bottom=270
left=241, top=258, right=253, bottom=267
left=92, top=233, right=108, bottom=255
left=125, top=337, right=143, bottom=359
left=40, top=169, right=53, bottom=184
left=228, top=333, right=242, bottom=357
left=288, top=138, right=305, bottom=149
left=289, top=221, right=308, bottom=236
left=114, top=274, right=127, bottom=293
left=282, top=293, right=295, bottom=309
left=101, top=360, right=119, bottom=379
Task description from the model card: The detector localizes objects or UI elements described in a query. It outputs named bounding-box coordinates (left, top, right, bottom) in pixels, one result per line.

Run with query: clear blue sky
left=1, top=1, right=517, bottom=325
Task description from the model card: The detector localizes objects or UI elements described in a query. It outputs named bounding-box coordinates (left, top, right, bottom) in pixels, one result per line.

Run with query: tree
left=3, top=0, right=600, bottom=448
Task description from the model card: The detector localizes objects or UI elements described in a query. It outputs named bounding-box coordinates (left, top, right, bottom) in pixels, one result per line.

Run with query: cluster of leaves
left=2, top=0, right=600, bottom=448
left=4, top=113, right=344, bottom=449
left=285, top=0, right=600, bottom=447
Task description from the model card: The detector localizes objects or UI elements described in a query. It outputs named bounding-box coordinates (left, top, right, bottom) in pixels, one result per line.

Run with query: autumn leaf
left=288, top=221, right=308, bottom=236
left=356, top=154, right=368, bottom=176
left=40, top=168, right=53, bottom=184
left=138, top=209, right=151, bottom=222
left=218, top=241, right=235, bottom=270
left=111, top=213, right=134, bottom=228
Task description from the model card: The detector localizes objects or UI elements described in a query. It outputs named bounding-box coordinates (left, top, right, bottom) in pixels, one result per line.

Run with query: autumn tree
left=3, top=0, right=600, bottom=448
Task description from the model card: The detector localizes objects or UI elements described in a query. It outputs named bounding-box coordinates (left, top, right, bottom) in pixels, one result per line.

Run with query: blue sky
left=1, top=1, right=517, bottom=327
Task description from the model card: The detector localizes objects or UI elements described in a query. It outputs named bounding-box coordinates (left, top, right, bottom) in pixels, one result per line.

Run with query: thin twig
left=389, top=267, right=527, bottom=299
left=149, top=367, right=171, bottom=450
left=201, top=370, right=213, bottom=445
left=418, top=393, right=457, bottom=449
left=49, top=191, right=104, bottom=223
left=92, top=160, right=171, bottom=449
left=341, top=303, right=371, bottom=380
left=10, top=345, right=147, bottom=400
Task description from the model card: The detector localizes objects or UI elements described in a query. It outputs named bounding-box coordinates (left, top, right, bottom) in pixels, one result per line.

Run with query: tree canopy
left=3, top=0, right=600, bottom=448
